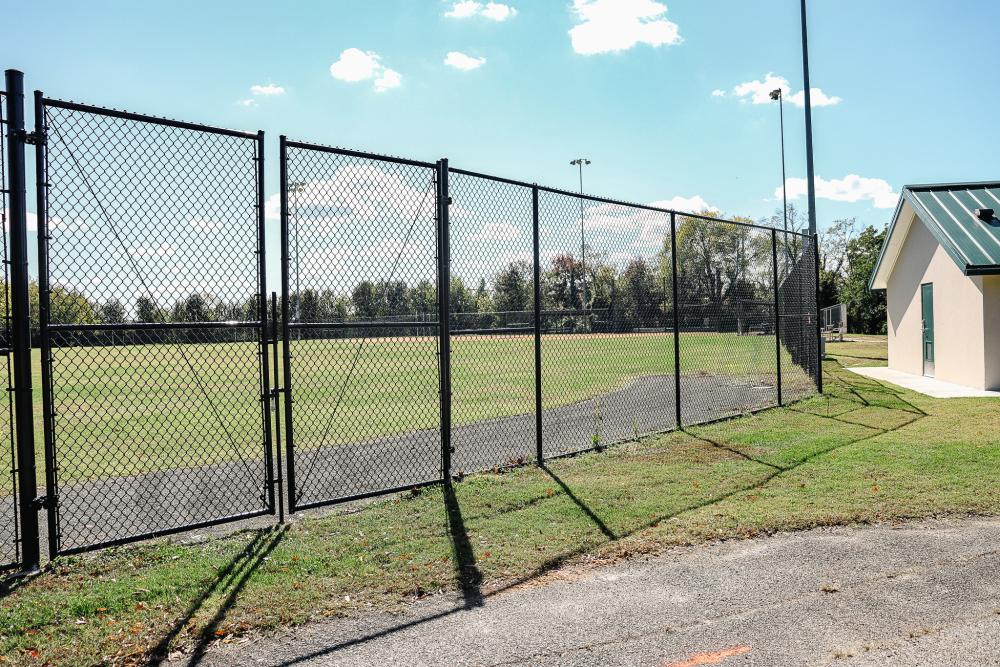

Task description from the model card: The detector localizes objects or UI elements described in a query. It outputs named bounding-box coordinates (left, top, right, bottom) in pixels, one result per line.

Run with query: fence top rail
left=41, top=97, right=260, bottom=140
left=282, top=137, right=438, bottom=170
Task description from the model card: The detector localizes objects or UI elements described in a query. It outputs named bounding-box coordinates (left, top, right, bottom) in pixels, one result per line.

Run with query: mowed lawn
left=17, top=331, right=786, bottom=486
left=4, top=336, right=1000, bottom=666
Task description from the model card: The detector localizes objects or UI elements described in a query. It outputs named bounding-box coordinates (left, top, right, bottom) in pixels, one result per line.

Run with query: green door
left=921, top=283, right=934, bottom=377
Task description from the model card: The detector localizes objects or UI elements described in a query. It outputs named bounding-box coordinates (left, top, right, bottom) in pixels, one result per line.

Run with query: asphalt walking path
left=24, top=372, right=802, bottom=554
left=196, top=516, right=1000, bottom=667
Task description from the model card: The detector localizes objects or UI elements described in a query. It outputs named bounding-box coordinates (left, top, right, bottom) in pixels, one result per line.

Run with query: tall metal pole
left=778, top=92, right=788, bottom=233
left=5, top=70, right=40, bottom=572
left=800, top=0, right=817, bottom=236
left=570, top=158, right=590, bottom=327
left=771, top=229, right=783, bottom=407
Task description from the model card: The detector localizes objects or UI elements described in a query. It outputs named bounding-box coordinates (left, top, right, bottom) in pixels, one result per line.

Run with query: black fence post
left=670, top=211, right=681, bottom=428
left=270, top=292, right=284, bottom=524
left=255, top=130, right=275, bottom=517
left=771, top=228, right=783, bottom=406
left=813, top=233, right=823, bottom=393
left=278, top=135, right=297, bottom=512
left=532, top=186, right=543, bottom=464
left=5, top=70, right=40, bottom=572
left=436, top=158, right=453, bottom=483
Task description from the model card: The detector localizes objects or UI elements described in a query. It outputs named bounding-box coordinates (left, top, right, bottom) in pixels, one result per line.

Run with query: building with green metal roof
left=869, top=181, right=1000, bottom=391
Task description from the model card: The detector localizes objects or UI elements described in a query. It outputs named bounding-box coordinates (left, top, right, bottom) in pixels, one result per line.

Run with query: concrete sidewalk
left=196, top=516, right=1000, bottom=666
left=847, top=366, right=1000, bottom=398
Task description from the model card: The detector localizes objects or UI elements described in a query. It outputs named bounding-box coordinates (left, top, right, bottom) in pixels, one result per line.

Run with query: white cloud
left=250, top=83, right=285, bottom=96
left=568, top=0, right=681, bottom=55
left=778, top=175, right=899, bottom=209
left=239, top=99, right=257, bottom=107
left=444, top=51, right=487, bottom=71
left=469, top=222, right=519, bottom=242
left=728, top=72, right=841, bottom=108
left=788, top=87, right=842, bottom=108
left=482, top=2, right=517, bottom=20
left=648, top=195, right=719, bottom=214
left=330, top=48, right=402, bottom=91
left=374, top=67, right=402, bottom=92
left=711, top=89, right=726, bottom=98
left=445, top=1, right=517, bottom=21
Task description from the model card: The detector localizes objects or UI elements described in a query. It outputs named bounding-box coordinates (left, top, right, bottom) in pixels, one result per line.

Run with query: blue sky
left=4, top=0, right=998, bottom=245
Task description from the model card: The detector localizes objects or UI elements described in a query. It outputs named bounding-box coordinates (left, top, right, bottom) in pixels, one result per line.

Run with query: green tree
left=493, top=261, right=532, bottom=313
left=841, top=225, right=887, bottom=334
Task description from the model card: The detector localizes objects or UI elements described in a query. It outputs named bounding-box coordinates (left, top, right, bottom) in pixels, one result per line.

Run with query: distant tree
left=136, top=295, right=162, bottom=323
left=493, top=261, right=532, bottom=313
left=841, top=225, right=887, bottom=334
left=100, top=298, right=126, bottom=324
left=352, top=280, right=377, bottom=320
left=617, top=259, right=658, bottom=330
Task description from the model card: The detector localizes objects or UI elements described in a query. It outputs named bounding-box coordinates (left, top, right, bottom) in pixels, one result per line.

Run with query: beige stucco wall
left=886, top=214, right=988, bottom=389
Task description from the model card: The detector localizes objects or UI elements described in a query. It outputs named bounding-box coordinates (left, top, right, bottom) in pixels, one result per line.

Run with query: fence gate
left=0, top=88, right=19, bottom=570
left=280, top=139, right=443, bottom=512
left=37, top=98, right=273, bottom=554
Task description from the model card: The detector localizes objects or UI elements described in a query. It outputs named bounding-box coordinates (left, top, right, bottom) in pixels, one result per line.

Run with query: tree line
left=9, top=209, right=888, bottom=340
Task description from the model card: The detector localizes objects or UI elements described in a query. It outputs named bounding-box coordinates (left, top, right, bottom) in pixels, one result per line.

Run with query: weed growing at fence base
left=14, top=331, right=797, bottom=488
left=4, top=337, right=1000, bottom=666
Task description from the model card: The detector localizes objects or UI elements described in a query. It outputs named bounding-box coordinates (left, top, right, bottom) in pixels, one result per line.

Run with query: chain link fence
left=280, top=141, right=442, bottom=511
left=0, top=89, right=18, bottom=570
left=38, top=99, right=273, bottom=554
left=0, top=71, right=821, bottom=567
left=280, top=150, right=821, bottom=510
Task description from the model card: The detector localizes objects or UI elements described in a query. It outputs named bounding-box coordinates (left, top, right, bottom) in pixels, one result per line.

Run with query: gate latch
left=30, top=495, right=53, bottom=510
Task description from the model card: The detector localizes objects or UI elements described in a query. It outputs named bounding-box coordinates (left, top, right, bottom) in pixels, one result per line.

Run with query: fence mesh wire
left=40, top=101, right=270, bottom=552
left=538, top=191, right=676, bottom=457
left=0, top=90, right=18, bottom=568
left=778, top=233, right=821, bottom=401
left=676, top=217, right=780, bottom=422
left=283, top=144, right=441, bottom=509
left=449, top=171, right=536, bottom=471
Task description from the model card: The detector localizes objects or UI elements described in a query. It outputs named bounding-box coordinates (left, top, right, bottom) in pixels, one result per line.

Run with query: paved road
left=16, top=372, right=787, bottom=554
left=196, top=516, right=1000, bottom=667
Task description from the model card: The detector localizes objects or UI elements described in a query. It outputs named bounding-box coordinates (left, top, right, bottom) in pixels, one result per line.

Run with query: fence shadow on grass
left=151, top=525, right=286, bottom=665
left=443, top=482, right=484, bottom=609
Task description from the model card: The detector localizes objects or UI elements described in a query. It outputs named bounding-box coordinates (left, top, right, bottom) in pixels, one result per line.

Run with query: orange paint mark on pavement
left=663, top=644, right=751, bottom=667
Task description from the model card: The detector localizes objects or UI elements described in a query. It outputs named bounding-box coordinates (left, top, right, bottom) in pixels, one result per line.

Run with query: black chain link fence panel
left=676, top=216, right=780, bottom=422
left=777, top=232, right=821, bottom=400
left=0, top=90, right=18, bottom=569
left=283, top=144, right=441, bottom=509
left=538, top=191, right=677, bottom=457
left=448, top=171, right=536, bottom=471
left=41, top=101, right=270, bottom=553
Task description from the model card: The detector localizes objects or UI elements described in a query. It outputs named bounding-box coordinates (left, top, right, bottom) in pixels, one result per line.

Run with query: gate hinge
left=17, top=130, right=46, bottom=146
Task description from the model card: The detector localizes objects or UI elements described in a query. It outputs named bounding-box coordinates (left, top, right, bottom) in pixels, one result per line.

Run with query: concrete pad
left=847, top=366, right=1000, bottom=398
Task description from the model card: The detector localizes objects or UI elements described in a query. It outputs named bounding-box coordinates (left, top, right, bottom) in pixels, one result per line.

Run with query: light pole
left=769, top=88, right=788, bottom=234
left=800, top=0, right=817, bottom=236
left=570, top=158, right=591, bottom=324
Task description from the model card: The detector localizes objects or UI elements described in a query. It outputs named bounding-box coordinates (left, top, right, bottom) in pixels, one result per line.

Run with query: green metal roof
left=869, top=181, right=1000, bottom=290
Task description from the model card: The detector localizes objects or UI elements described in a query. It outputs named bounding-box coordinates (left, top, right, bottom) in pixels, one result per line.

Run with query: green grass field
left=4, top=336, right=1000, bottom=665
left=14, top=331, right=792, bottom=487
